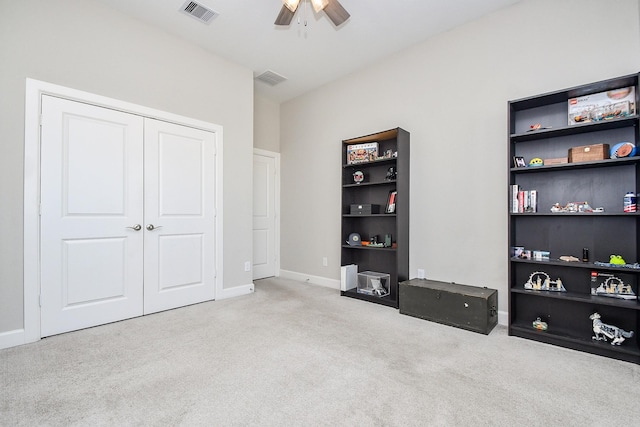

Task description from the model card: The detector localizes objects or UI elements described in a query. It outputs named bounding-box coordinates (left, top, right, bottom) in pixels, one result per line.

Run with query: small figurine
left=550, top=203, right=563, bottom=213
left=385, top=166, right=396, bottom=181
left=524, top=271, right=566, bottom=292
left=370, top=277, right=387, bottom=296
left=353, top=171, right=364, bottom=184
left=550, top=201, right=602, bottom=213
left=526, top=124, right=552, bottom=132
left=590, top=313, right=634, bottom=345
left=610, top=255, right=626, bottom=265
left=529, top=158, right=544, bottom=167
left=592, top=276, right=637, bottom=300
left=532, top=317, right=548, bottom=331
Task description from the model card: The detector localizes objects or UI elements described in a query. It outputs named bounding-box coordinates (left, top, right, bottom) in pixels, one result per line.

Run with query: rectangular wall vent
left=180, top=1, right=218, bottom=24
left=255, top=70, right=288, bottom=86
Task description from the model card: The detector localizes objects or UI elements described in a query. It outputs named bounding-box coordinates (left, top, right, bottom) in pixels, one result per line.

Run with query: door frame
left=23, top=78, right=224, bottom=344
left=253, top=148, right=281, bottom=278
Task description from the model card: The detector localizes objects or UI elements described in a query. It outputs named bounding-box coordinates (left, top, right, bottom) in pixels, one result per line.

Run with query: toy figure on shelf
left=532, top=317, right=548, bottom=331
left=526, top=123, right=552, bottom=132
left=524, top=271, right=566, bottom=292
left=528, top=158, right=544, bottom=167
left=370, top=277, right=387, bottom=296
left=591, top=274, right=637, bottom=300
left=550, top=201, right=603, bottom=213
left=385, top=167, right=396, bottom=181
left=610, top=255, right=626, bottom=265
left=590, top=313, right=634, bottom=345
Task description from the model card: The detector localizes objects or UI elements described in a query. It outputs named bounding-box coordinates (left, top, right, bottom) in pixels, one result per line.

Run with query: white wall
left=254, top=94, right=281, bottom=152
left=280, top=0, right=640, bottom=315
left=0, top=0, right=254, bottom=334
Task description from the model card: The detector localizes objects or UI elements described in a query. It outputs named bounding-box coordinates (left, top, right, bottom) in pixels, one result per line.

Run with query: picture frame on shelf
left=513, top=156, right=527, bottom=168
left=386, top=190, right=397, bottom=214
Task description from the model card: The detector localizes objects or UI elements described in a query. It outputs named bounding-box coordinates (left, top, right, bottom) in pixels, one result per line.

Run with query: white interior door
left=40, top=96, right=144, bottom=337
left=143, top=119, right=216, bottom=314
left=253, top=152, right=277, bottom=279
left=40, top=98, right=217, bottom=336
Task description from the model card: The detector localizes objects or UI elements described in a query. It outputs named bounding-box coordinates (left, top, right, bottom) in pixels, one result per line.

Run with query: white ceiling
left=95, top=0, right=521, bottom=103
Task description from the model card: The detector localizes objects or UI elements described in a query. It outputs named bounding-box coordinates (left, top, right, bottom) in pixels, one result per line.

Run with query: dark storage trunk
left=399, top=279, right=498, bottom=334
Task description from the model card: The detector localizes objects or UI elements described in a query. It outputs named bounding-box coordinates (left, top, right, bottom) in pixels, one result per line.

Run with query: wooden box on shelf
left=568, top=143, right=609, bottom=163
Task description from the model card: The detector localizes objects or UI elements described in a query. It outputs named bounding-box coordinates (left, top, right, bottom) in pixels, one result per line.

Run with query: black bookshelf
left=508, top=73, right=640, bottom=364
left=340, top=128, right=409, bottom=308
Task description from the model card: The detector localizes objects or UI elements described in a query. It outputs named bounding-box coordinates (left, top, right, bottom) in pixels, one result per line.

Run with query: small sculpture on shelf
left=559, top=255, right=580, bottom=262
left=524, top=271, right=566, bottom=292
left=550, top=201, right=604, bottom=213
left=368, top=235, right=384, bottom=248
left=526, top=123, right=552, bottom=132
left=609, top=255, right=626, bottom=265
left=591, top=274, right=637, bottom=300
left=528, top=157, right=544, bottom=167
left=532, top=317, right=548, bottom=331
left=590, top=313, right=634, bottom=346
left=353, top=170, right=364, bottom=184
left=370, top=277, right=387, bottom=296
left=385, top=166, right=396, bottom=181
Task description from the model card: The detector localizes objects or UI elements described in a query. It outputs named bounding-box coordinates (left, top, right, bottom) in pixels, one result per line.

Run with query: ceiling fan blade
left=324, top=0, right=350, bottom=26
left=274, top=5, right=295, bottom=26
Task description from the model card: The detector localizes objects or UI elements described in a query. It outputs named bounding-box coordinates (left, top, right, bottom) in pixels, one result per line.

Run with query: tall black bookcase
left=508, top=73, right=640, bottom=364
left=340, top=128, right=409, bottom=308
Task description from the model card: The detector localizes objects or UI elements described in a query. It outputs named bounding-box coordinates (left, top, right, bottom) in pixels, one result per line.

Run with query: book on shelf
left=529, top=190, right=538, bottom=213
left=510, top=185, right=519, bottom=213
left=510, top=185, right=537, bottom=213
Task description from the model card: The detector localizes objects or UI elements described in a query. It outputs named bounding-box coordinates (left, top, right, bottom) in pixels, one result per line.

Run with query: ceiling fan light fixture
left=311, top=0, right=329, bottom=13
left=283, top=0, right=301, bottom=13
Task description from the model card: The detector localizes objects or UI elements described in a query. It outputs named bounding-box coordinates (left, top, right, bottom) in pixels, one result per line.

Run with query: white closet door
left=143, top=119, right=217, bottom=314
left=40, top=96, right=144, bottom=337
left=253, top=152, right=277, bottom=279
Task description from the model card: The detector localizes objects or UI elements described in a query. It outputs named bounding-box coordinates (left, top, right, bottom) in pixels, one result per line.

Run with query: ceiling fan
left=275, top=0, right=350, bottom=27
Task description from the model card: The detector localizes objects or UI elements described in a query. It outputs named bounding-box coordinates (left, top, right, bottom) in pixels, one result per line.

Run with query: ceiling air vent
left=180, top=1, right=218, bottom=24
left=255, top=70, right=288, bottom=86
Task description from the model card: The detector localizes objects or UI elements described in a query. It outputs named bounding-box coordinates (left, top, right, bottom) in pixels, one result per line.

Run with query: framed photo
left=385, top=190, right=397, bottom=214
left=513, top=156, right=526, bottom=168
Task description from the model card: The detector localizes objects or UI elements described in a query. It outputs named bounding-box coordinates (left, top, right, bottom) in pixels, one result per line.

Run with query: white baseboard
left=0, top=329, right=26, bottom=350
left=216, top=283, right=255, bottom=300
left=279, top=270, right=341, bottom=290
left=497, top=310, right=508, bottom=326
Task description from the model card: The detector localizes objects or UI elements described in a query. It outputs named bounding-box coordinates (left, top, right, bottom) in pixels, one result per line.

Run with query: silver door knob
left=146, top=224, right=162, bottom=231
left=126, top=224, right=142, bottom=231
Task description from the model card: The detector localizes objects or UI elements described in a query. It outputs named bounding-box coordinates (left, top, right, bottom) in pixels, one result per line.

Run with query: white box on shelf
left=568, top=86, right=636, bottom=125
left=357, top=271, right=390, bottom=297
left=341, top=264, right=357, bottom=291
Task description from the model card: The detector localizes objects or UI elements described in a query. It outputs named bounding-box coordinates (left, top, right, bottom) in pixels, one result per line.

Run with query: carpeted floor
left=1, top=277, right=639, bottom=426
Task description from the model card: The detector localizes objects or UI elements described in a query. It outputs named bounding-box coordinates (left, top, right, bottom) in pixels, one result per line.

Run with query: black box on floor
left=399, top=279, right=498, bottom=334
left=350, top=204, right=380, bottom=215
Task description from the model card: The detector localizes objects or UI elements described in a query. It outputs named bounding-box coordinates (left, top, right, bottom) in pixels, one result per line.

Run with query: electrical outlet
left=417, top=269, right=425, bottom=279
left=244, top=261, right=251, bottom=272
left=322, top=257, right=328, bottom=267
